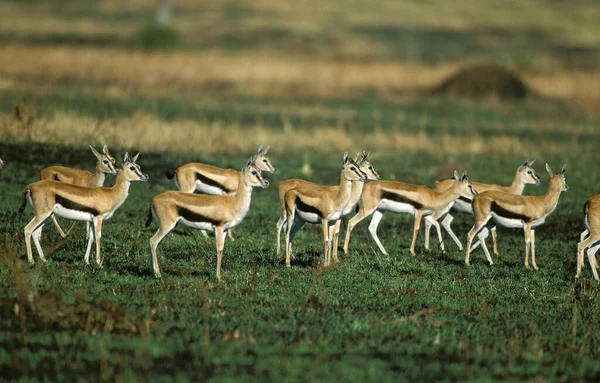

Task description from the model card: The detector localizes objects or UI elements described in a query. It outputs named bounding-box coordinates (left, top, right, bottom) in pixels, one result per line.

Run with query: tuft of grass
left=133, top=22, right=181, bottom=51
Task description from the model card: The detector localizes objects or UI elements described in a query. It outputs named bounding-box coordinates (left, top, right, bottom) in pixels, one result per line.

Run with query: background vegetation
left=0, top=0, right=599, bottom=381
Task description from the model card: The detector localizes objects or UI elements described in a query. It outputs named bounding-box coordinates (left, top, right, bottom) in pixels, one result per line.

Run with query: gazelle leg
left=84, top=221, right=95, bottom=265
left=94, top=218, right=104, bottom=267
left=332, top=220, right=341, bottom=263
left=227, top=230, right=235, bottom=241
left=491, top=226, right=500, bottom=257
left=32, top=223, right=47, bottom=262
left=580, top=229, right=589, bottom=242
left=577, top=234, right=600, bottom=278
left=344, top=206, right=376, bottom=255
left=424, top=219, right=432, bottom=251
left=587, top=242, right=600, bottom=281
left=276, top=216, right=285, bottom=255
left=321, top=218, right=331, bottom=266
left=149, top=220, right=178, bottom=278
left=409, top=211, right=424, bottom=256
left=425, top=216, right=445, bottom=253
left=50, top=216, right=68, bottom=238
left=24, top=212, right=52, bottom=264
left=477, top=227, right=494, bottom=266
left=368, top=210, right=388, bottom=255
left=471, top=227, right=488, bottom=251
left=442, top=214, right=463, bottom=250
left=284, top=210, right=296, bottom=268
left=523, top=223, right=532, bottom=269
left=465, top=215, right=491, bottom=266
left=531, top=229, right=538, bottom=270
left=215, top=227, right=226, bottom=280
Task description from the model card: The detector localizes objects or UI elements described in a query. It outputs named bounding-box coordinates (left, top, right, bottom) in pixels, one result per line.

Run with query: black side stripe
left=490, top=201, right=530, bottom=222
left=196, top=172, right=231, bottom=194
left=55, top=195, right=100, bottom=216
left=177, top=206, right=221, bottom=226
left=459, top=195, right=473, bottom=204
left=380, top=191, right=424, bottom=210
left=295, top=197, right=322, bottom=218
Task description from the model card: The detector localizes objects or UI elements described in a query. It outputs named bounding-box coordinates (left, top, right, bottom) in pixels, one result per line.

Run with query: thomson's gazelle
left=465, top=164, right=567, bottom=268
left=576, top=194, right=600, bottom=280
left=40, top=145, right=118, bottom=238
left=283, top=153, right=367, bottom=267
left=147, top=158, right=269, bottom=280
left=424, top=160, right=541, bottom=252
left=19, top=153, right=149, bottom=266
left=275, top=151, right=380, bottom=259
left=344, top=171, right=476, bottom=256
left=166, top=145, right=275, bottom=195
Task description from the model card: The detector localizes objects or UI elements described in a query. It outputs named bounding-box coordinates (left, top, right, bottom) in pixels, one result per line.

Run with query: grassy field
left=1, top=0, right=600, bottom=381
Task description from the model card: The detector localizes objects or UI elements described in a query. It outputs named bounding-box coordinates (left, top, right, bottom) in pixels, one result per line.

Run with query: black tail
left=584, top=201, right=590, bottom=230
left=165, top=168, right=177, bottom=180
left=145, top=206, right=154, bottom=228
left=17, top=188, right=29, bottom=217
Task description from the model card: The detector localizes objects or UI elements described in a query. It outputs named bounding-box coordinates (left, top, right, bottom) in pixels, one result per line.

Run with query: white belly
left=179, top=218, right=214, bottom=231
left=54, top=205, right=93, bottom=222
left=194, top=181, right=227, bottom=196
left=378, top=200, right=416, bottom=215
left=490, top=213, right=524, bottom=229
left=326, top=211, right=343, bottom=221
left=295, top=209, right=321, bottom=224
left=451, top=198, right=473, bottom=214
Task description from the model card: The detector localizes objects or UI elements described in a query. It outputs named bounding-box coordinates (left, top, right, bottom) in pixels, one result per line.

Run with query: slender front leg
left=465, top=215, right=491, bottom=266
left=588, top=243, right=600, bottom=281
left=442, top=214, right=463, bottom=250
left=425, top=216, right=445, bottom=253
left=580, top=229, right=589, bottom=242
left=491, top=226, right=500, bottom=257
left=84, top=220, right=95, bottom=264
left=149, top=220, right=178, bottom=278
left=215, top=227, right=226, bottom=280
left=523, top=222, right=532, bottom=269
left=368, top=210, right=388, bottom=255
left=424, top=219, right=432, bottom=251
left=284, top=209, right=294, bottom=268
left=476, top=228, right=494, bottom=265
left=51, top=216, right=69, bottom=238
left=24, top=213, right=51, bottom=264
left=32, top=224, right=47, bottom=262
left=332, top=220, right=342, bottom=263
left=410, top=211, right=424, bottom=256
left=321, top=218, right=331, bottom=266
left=530, top=229, right=538, bottom=270
left=344, top=206, right=374, bottom=255
left=577, top=234, right=600, bottom=279
left=275, top=216, right=285, bottom=256
left=95, top=218, right=104, bottom=267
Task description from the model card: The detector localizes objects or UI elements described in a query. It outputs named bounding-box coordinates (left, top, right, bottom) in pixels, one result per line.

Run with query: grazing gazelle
left=576, top=194, right=600, bottom=280
left=344, top=171, right=476, bottom=256
left=283, top=153, right=367, bottom=268
left=424, top=160, right=541, bottom=252
left=19, top=153, right=149, bottom=266
left=40, top=145, right=118, bottom=238
left=275, top=151, right=380, bottom=260
left=166, top=145, right=275, bottom=194
left=465, top=163, right=568, bottom=269
left=147, top=158, right=269, bottom=280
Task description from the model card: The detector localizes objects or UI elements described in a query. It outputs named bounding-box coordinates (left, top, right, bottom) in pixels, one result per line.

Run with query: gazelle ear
left=453, top=170, right=460, bottom=180
left=262, top=145, right=269, bottom=155
left=245, top=156, right=253, bottom=169
left=102, top=144, right=109, bottom=155
left=560, top=164, right=566, bottom=175
left=363, top=151, right=370, bottom=161
left=460, top=171, right=468, bottom=182
left=132, top=153, right=140, bottom=162
left=343, top=152, right=349, bottom=166
left=257, top=145, right=263, bottom=155
left=353, top=152, right=361, bottom=162
left=527, top=159, right=535, bottom=166
left=545, top=163, right=553, bottom=176
left=90, top=145, right=102, bottom=159
left=123, top=152, right=130, bottom=164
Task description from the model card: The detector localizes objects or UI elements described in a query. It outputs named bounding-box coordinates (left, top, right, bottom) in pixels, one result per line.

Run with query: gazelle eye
left=262, top=159, right=267, bottom=163
left=252, top=170, right=257, bottom=175
left=103, top=160, right=109, bottom=164
left=369, top=166, right=373, bottom=170
left=129, top=166, right=135, bottom=171
left=350, top=167, right=356, bottom=171
left=527, top=171, right=532, bottom=175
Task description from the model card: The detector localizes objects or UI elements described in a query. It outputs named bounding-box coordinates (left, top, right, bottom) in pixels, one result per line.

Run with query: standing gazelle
left=344, top=171, right=476, bottom=256
left=166, top=145, right=275, bottom=195
left=576, top=194, right=600, bottom=280
left=283, top=153, right=367, bottom=268
left=40, top=145, right=118, bottom=238
left=147, top=158, right=269, bottom=280
left=424, top=160, right=541, bottom=252
left=275, top=151, right=380, bottom=260
left=19, top=153, right=149, bottom=266
left=465, top=164, right=568, bottom=268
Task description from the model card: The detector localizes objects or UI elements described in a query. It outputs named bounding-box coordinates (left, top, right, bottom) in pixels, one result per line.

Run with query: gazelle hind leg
left=94, top=218, right=104, bottom=267
left=425, top=216, right=445, bottom=253
left=442, top=213, right=463, bottom=250
left=24, top=213, right=52, bottom=264
left=476, top=227, right=494, bottom=266
left=577, top=234, right=600, bottom=278
left=84, top=220, right=96, bottom=265
left=587, top=242, right=600, bottom=281
left=331, top=220, right=342, bottom=263
left=215, top=227, right=227, bottom=280
left=368, top=210, right=388, bottom=255
left=50, top=216, right=69, bottom=238
left=424, top=219, right=432, bottom=251
left=465, top=215, right=491, bottom=266
left=530, top=229, right=538, bottom=270
left=344, top=206, right=376, bottom=255
left=409, top=211, right=424, bottom=256
left=149, top=220, right=178, bottom=278
left=276, top=215, right=285, bottom=255
left=523, top=223, right=532, bottom=269
left=31, top=224, right=46, bottom=262
left=491, top=226, right=501, bottom=257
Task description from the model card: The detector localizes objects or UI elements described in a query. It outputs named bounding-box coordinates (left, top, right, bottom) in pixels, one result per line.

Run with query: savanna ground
left=1, top=0, right=600, bottom=381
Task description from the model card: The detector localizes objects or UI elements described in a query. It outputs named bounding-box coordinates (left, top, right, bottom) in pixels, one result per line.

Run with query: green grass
left=1, top=139, right=599, bottom=381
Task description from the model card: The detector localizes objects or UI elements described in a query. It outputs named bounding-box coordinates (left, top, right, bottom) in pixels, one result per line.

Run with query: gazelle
left=344, top=171, right=476, bottom=256
left=576, top=194, right=600, bottom=280
left=275, top=151, right=380, bottom=259
left=283, top=153, right=367, bottom=268
left=147, top=158, right=269, bottom=280
left=40, top=145, right=118, bottom=238
left=424, top=160, right=541, bottom=252
left=19, top=152, right=149, bottom=266
left=166, top=145, right=275, bottom=195
left=465, top=163, right=567, bottom=268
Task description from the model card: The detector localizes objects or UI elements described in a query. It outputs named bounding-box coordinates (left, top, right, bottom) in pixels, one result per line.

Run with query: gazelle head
left=546, top=163, right=568, bottom=192
left=355, top=151, right=381, bottom=181
left=517, top=159, right=542, bottom=186
left=342, top=152, right=368, bottom=182
left=91, top=145, right=118, bottom=175
left=454, top=170, right=478, bottom=196
left=242, top=157, right=269, bottom=188
left=254, top=145, right=276, bottom=173
left=120, top=152, right=149, bottom=182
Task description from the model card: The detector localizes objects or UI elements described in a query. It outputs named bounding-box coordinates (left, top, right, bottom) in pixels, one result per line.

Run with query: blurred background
left=0, top=0, right=598, bottom=156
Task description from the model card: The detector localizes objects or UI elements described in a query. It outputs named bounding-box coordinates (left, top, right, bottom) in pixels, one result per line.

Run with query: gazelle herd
left=6, top=145, right=600, bottom=281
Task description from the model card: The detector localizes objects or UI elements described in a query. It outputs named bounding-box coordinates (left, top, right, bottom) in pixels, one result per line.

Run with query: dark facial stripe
left=490, top=201, right=530, bottom=222
left=459, top=195, right=473, bottom=204
left=196, top=172, right=231, bottom=193
left=295, top=197, right=322, bottom=217
left=380, top=191, right=424, bottom=210
left=55, top=194, right=100, bottom=216
left=177, top=206, right=221, bottom=226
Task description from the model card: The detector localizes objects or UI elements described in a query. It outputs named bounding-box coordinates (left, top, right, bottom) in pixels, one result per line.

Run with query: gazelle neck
left=540, top=178, right=564, bottom=213
left=347, top=180, right=366, bottom=208
left=232, top=172, right=255, bottom=212
left=336, top=171, right=355, bottom=207
left=436, top=182, right=465, bottom=206
left=508, top=170, right=526, bottom=195
left=94, top=163, right=106, bottom=186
